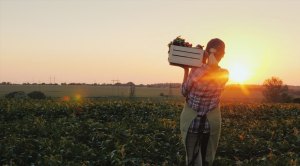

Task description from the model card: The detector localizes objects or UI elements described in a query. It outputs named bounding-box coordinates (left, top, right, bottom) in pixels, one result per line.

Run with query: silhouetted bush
left=27, top=91, right=46, bottom=99
left=262, top=77, right=291, bottom=103
left=293, top=98, right=300, bottom=103
left=5, top=91, right=27, bottom=99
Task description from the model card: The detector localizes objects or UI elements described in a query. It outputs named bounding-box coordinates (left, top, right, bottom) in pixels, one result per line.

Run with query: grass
left=0, top=84, right=264, bottom=102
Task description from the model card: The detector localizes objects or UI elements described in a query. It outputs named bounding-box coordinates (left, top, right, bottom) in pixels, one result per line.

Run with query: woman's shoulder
left=219, top=68, right=229, bottom=75
left=209, top=66, right=229, bottom=81
left=217, top=67, right=229, bottom=81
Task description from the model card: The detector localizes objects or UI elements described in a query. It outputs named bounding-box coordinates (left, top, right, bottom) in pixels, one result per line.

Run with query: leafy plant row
left=0, top=98, right=299, bottom=165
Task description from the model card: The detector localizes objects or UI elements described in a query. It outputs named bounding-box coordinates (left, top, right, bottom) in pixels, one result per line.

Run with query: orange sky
left=0, top=0, right=300, bottom=85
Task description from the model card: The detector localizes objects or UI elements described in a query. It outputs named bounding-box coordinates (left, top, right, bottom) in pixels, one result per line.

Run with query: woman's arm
left=181, top=66, right=190, bottom=97
left=182, top=67, right=189, bottom=83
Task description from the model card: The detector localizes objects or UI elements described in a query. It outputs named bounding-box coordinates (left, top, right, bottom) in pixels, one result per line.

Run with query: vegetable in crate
left=168, top=36, right=193, bottom=48
left=196, top=44, right=204, bottom=49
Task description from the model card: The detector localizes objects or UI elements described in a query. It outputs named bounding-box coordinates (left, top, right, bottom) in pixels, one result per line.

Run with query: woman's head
left=206, top=38, right=225, bottom=62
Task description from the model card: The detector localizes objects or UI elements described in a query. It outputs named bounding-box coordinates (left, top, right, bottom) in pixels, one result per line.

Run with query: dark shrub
left=293, top=98, right=300, bottom=103
left=27, top=91, right=46, bottom=99
left=5, top=91, right=27, bottom=99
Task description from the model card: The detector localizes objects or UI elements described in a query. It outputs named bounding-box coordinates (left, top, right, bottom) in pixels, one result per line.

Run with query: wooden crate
left=168, top=45, right=204, bottom=67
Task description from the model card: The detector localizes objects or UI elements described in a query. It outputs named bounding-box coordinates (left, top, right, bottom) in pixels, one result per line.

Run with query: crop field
left=1, top=98, right=299, bottom=165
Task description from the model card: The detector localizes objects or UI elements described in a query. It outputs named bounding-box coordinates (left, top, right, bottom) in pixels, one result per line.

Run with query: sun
left=227, top=64, right=251, bottom=83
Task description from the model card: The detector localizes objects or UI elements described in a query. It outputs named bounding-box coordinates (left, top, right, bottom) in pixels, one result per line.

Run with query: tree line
left=0, top=82, right=181, bottom=88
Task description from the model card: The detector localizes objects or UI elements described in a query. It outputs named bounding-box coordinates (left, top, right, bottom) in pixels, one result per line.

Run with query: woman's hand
left=179, top=65, right=189, bottom=70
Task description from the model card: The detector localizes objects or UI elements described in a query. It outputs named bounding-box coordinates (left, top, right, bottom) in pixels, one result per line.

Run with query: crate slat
left=168, top=56, right=202, bottom=67
left=171, top=45, right=203, bottom=54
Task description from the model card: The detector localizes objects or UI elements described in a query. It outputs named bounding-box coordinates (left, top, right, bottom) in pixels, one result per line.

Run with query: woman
left=180, top=38, right=229, bottom=166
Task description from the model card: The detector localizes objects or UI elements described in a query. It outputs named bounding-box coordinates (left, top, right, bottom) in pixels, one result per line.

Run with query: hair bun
left=206, top=38, right=225, bottom=53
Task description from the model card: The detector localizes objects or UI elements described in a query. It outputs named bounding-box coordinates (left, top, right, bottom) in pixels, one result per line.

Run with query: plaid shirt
left=182, top=64, right=228, bottom=133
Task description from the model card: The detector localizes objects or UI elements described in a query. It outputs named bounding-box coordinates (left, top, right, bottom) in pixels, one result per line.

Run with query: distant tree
left=28, top=91, right=46, bottom=99
left=1, top=82, right=11, bottom=85
left=262, top=77, right=291, bottom=103
left=126, top=82, right=135, bottom=86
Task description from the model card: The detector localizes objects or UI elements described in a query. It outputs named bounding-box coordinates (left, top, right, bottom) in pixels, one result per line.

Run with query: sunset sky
left=0, top=0, right=299, bottom=85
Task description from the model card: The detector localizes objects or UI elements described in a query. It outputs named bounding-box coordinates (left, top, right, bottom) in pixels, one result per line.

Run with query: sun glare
left=228, top=64, right=251, bottom=84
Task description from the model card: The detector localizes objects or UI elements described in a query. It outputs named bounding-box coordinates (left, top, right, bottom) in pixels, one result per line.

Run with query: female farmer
left=180, top=38, right=229, bottom=166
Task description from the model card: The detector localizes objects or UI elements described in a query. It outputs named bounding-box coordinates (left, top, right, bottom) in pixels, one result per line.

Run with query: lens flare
left=74, top=94, right=82, bottom=101
left=228, top=64, right=251, bottom=84
left=62, top=96, right=70, bottom=102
